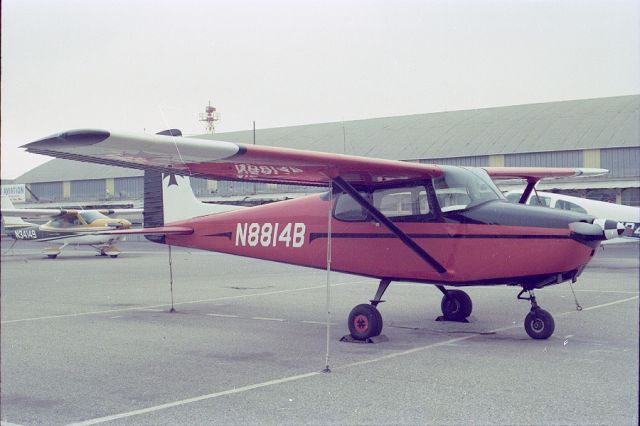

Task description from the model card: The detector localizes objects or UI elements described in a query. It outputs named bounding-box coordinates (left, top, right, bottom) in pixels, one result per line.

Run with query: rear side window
left=527, top=196, right=551, bottom=207
left=555, top=199, right=587, bottom=214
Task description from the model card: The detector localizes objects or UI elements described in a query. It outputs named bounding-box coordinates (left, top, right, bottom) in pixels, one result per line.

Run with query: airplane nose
left=593, top=218, right=625, bottom=240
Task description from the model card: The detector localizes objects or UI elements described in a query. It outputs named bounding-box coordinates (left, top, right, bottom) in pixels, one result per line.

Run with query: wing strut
left=332, top=176, right=446, bottom=274
left=518, top=179, right=540, bottom=204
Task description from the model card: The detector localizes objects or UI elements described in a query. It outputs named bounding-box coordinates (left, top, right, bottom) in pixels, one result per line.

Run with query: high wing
left=98, top=209, right=144, bottom=217
left=1, top=207, right=69, bottom=218
left=483, top=167, right=608, bottom=182
left=23, top=129, right=443, bottom=186
left=23, top=129, right=608, bottom=186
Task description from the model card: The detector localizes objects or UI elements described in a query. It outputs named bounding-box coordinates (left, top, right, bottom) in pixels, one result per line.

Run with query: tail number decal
left=14, top=229, right=38, bottom=240
left=236, top=223, right=306, bottom=248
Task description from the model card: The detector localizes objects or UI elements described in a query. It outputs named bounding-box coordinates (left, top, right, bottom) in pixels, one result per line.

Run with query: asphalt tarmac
left=1, top=240, right=638, bottom=425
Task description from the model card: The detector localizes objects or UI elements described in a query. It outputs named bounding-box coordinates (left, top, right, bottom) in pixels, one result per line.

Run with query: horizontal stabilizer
left=96, top=226, right=193, bottom=236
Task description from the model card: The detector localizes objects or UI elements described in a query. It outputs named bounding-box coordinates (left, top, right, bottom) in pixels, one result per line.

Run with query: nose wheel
left=518, top=288, right=555, bottom=340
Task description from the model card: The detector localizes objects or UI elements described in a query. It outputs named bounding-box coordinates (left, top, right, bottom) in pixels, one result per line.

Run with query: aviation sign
left=1, top=184, right=26, bottom=202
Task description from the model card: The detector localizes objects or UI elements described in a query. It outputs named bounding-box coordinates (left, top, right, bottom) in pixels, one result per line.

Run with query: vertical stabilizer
left=1, top=196, right=31, bottom=228
left=143, top=170, right=244, bottom=243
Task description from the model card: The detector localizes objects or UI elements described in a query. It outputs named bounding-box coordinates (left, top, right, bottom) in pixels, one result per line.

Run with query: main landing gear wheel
left=47, top=254, right=58, bottom=259
left=348, top=304, right=383, bottom=341
left=440, top=289, right=473, bottom=321
left=524, top=309, right=555, bottom=340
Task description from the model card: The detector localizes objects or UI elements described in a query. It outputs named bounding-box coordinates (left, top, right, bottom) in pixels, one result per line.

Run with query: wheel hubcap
left=446, top=299, right=460, bottom=315
left=532, top=318, right=544, bottom=332
left=353, top=314, right=369, bottom=333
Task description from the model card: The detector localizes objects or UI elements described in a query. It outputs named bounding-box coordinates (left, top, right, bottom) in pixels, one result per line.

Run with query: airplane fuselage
left=165, top=192, right=599, bottom=287
left=8, top=224, right=122, bottom=246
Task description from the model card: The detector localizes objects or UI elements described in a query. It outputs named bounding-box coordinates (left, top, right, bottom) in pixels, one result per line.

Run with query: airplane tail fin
left=142, top=132, right=245, bottom=243
left=143, top=171, right=243, bottom=243
left=1, top=195, right=31, bottom=228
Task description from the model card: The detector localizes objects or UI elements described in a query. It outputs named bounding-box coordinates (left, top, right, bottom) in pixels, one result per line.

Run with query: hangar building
left=10, top=95, right=640, bottom=207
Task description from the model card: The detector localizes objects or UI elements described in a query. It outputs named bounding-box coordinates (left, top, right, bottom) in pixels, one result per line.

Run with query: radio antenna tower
left=199, top=101, right=221, bottom=134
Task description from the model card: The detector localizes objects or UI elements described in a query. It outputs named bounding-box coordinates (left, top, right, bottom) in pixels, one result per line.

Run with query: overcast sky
left=1, top=0, right=638, bottom=179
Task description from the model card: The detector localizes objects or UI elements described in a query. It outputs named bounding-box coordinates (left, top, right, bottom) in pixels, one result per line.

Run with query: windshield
left=433, top=167, right=505, bottom=212
left=79, top=211, right=111, bottom=223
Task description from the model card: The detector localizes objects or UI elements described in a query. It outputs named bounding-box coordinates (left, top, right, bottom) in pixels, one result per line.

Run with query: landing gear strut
left=518, top=288, right=555, bottom=340
left=346, top=279, right=390, bottom=341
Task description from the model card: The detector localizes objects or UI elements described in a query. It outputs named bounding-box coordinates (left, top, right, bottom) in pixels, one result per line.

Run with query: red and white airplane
left=23, top=129, right=625, bottom=341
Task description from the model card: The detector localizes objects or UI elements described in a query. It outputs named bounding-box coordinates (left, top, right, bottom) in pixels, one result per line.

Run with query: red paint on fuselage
left=166, top=194, right=596, bottom=285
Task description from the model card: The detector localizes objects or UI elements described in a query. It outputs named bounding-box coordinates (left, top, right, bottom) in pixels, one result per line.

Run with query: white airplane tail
left=143, top=169, right=243, bottom=239
left=1, top=195, right=31, bottom=228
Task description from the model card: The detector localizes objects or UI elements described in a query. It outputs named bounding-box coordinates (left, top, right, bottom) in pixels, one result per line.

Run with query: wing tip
left=22, top=129, right=111, bottom=151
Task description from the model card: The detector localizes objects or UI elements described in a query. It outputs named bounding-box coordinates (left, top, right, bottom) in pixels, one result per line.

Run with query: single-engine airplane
left=1, top=195, right=140, bottom=258
left=22, top=129, right=625, bottom=340
left=505, top=190, right=640, bottom=243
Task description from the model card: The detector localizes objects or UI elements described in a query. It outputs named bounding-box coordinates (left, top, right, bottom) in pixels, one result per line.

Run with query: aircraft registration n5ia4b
left=23, top=129, right=625, bottom=340
left=1, top=195, right=140, bottom=258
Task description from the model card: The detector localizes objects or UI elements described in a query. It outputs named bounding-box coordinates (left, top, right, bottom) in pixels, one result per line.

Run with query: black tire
left=47, top=254, right=58, bottom=259
left=524, top=309, right=555, bottom=340
left=109, top=254, right=118, bottom=258
left=440, top=290, right=473, bottom=321
left=348, top=304, right=383, bottom=340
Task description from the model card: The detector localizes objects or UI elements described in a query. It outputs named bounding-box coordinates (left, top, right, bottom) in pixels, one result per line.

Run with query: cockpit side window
left=433, top=167, right=504, bottom=212
left=79, top=211, right=109, bottom=224
left=373, top=187, right=430, bottom=218
left=334, top=183, right=432, bottom=222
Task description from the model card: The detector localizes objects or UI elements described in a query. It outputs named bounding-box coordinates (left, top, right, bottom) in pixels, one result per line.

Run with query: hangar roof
left=14, top=95, right=639, bottom=183
left=203, top=95, right=639, bottom=160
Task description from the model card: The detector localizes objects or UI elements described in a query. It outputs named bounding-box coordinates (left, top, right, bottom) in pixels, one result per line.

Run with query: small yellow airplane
left=1, top=196, right=141, bottom=258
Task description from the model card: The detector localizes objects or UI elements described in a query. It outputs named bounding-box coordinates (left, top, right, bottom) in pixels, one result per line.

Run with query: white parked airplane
left=505, top=190, right=640, bottom=243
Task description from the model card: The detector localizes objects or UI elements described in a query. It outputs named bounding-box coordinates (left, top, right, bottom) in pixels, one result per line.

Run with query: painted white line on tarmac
left=301, top=320, right=337, bottom=325
left=572, top=289, right=639, bottom=295
left=67, top=295, right=638, bottom=425
left=67, top=371, right=322, bottom=426
left=206, top=313, right=239, bottom=318
left=251, top=317, right=286, bottom=322
left=1, top=280, right=365, bottom=324
left=1, top=421, right=26, bottom=426
left=556, top=295, right=638, bottom=314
